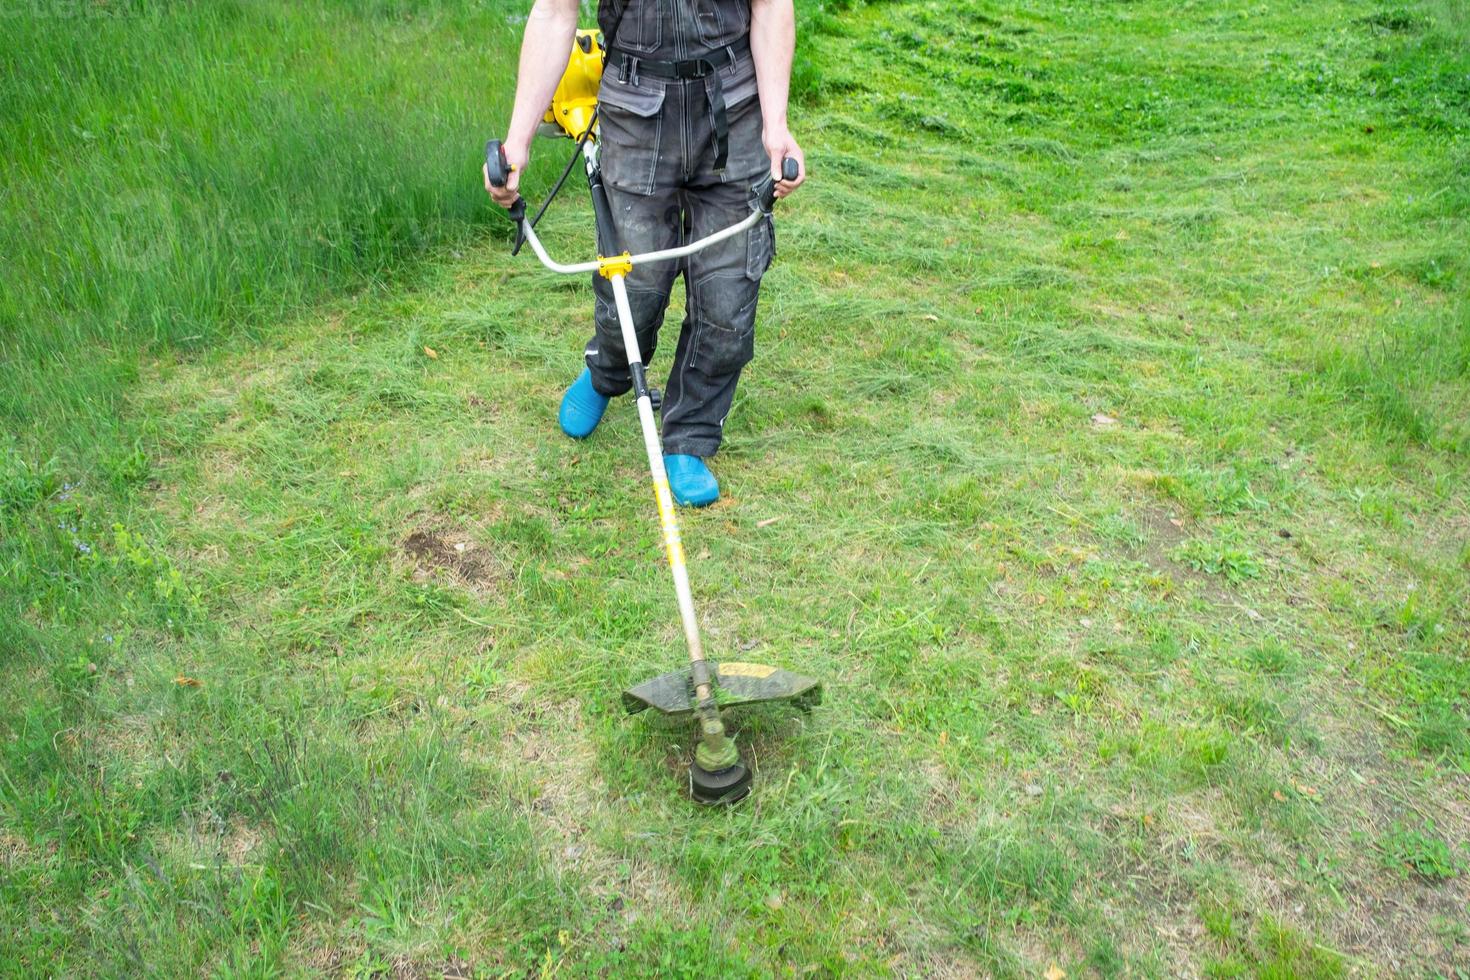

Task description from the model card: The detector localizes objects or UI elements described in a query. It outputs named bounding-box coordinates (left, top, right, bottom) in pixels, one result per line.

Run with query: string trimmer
left=485, top=31, right=819, bottom=805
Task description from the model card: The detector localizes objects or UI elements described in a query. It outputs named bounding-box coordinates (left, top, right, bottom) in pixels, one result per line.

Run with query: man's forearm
left=505, top=0, right=579, bottom=148
left=750, top=0, right=795, bottom=131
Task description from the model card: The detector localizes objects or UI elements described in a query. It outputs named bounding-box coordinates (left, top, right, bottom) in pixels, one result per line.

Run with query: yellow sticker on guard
left=719, top=662, right=778, bottom=679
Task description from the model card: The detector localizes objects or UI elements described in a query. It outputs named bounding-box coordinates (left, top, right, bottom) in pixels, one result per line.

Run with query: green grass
left=1380, top=819, right=1468, bottom=881
left=0, top=0, right=520, bottom=448
left=4, top=0, right=1470, bottom=975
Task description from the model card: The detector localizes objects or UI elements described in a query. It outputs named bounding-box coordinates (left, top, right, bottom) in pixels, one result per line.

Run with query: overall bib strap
left=607, top=35, right=750, bottom=173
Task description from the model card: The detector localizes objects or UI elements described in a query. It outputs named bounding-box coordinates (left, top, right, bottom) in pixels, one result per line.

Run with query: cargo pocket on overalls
left=690, top=212, right=769, bottom=375
left=598, top=78, right=665, bottom=196
left=746, top=209, right=775, bottom=280
left=690, top=269, right=758, bottom=376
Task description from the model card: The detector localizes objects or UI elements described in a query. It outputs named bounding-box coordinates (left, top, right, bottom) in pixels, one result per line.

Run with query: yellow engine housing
left=543, top=30, right=604, bottom=141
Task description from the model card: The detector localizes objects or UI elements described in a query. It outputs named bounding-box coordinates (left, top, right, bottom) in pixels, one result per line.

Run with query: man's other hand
left=484, top=139, right=530, bottom=208
left=763, top=125, right=806, bottom=199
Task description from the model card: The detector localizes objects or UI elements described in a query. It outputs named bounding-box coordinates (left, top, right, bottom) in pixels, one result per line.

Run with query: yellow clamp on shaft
left=598, top=252, right=633, bottom=279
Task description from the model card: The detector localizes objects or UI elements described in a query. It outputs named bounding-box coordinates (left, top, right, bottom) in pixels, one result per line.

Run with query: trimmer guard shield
left=622, top=661, right=822, bottom=717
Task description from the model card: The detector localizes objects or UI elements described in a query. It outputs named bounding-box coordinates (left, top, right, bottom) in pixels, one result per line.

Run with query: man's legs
left=565, top=88, right=770, bottom=506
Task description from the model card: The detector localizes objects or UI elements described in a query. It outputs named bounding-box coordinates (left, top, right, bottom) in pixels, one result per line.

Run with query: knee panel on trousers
left=687, top=214, right=772, bottom=377
left=690, top=272, right=758, bottom=376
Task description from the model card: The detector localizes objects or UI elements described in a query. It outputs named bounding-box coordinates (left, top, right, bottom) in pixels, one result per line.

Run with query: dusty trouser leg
left=579, top=107, right=682, bottom=399
left=660, top=97, right=773, bottom=458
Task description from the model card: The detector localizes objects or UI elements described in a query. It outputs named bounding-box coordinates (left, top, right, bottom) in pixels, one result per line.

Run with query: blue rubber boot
left=665, top=454, right=719, bottom=507
left=559, top=367, right=610, bottom=439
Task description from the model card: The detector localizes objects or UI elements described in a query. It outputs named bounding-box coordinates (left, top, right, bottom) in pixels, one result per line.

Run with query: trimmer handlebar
left=486, top=137, right=795, bottom=275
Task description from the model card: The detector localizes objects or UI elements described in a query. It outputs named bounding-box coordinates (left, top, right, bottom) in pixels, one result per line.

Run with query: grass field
left=3, top=0, right=1469, bottom=975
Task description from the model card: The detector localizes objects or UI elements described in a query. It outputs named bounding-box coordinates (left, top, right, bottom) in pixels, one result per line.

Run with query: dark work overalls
left=588, top=0, right=773, bottom=458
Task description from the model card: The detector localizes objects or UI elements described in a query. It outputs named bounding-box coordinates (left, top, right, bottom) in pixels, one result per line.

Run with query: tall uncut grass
left=0, top=0, right=519, bottom=447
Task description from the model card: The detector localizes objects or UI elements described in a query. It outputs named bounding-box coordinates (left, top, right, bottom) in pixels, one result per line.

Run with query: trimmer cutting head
left=625, top=661, right=820, bottom=806
left=622, top=661, right=822, bottom=717
left=689, top=760, right=752, bottom=805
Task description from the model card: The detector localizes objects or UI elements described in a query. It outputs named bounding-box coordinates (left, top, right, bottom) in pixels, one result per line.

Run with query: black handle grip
left=758, top=156, right=799, bottom=212
left=485, top=139, right=509, bottom=188
left=485, top=138, right=525, bottom=254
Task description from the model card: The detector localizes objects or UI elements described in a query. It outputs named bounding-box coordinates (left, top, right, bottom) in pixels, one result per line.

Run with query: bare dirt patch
left=1132, top=503, right=1235, bottom=605
left=402, top=527, right=502, bottom=593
